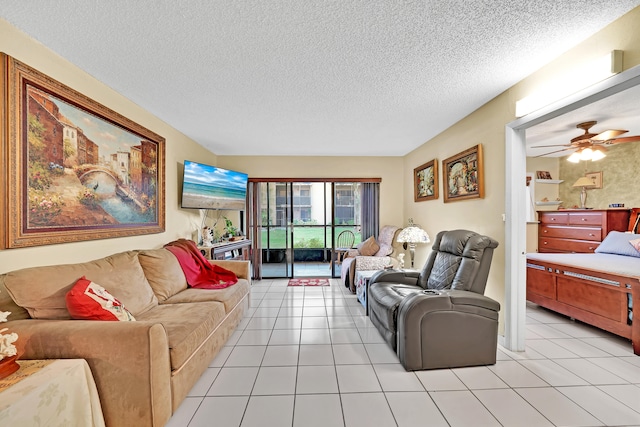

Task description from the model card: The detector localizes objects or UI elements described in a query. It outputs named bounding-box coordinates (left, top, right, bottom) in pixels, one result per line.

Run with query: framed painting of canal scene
left=442, top=144, right=484, bottom=203
left=3, top=54, right=165, bottom=248
left=414, top=159, right=438, bottom=202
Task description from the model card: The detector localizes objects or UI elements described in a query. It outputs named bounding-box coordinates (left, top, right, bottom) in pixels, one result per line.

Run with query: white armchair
left=340, top=225, right=402, bottom=292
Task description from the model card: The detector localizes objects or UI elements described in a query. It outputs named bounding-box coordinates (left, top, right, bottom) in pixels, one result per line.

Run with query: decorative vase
left=0, top=355, right=19, bottom=379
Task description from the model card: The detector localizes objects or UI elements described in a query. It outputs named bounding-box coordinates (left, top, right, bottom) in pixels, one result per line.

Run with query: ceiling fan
left=532, top=120, right=640, bottom=160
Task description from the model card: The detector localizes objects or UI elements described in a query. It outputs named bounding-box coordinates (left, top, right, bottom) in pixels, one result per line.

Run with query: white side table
left=0, top=359, right=105, bottom=426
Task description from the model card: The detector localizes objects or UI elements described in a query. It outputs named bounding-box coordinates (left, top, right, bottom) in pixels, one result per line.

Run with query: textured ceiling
left=2, top=1, right=640, bottom=156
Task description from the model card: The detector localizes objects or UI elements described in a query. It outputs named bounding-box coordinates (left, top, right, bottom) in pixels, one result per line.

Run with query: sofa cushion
left=359, top=236, right=380, bottom=256
left=66, top=276, right=136, bottom=321
left=3, top=251, right=158, bottom=319
left=138, top=248, right=188, bottom=301
left=136, top=301, right=226, bottom=371
left=162, top=279, right=250, bottom=313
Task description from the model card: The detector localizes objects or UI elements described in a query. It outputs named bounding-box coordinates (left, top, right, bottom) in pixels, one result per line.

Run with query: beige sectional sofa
left=0, top=247, right=250, bottom=427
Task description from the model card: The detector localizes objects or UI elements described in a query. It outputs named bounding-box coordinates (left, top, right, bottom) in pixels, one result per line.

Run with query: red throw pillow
left=66, top=276, right=136, bottom=321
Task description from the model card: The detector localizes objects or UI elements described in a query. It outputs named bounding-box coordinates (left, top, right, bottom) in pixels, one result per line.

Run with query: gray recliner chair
left=367, top=229, right=500, bottom=371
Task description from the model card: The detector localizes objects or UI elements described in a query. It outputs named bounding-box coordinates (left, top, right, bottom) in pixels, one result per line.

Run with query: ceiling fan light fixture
left=567, top=151, right=581, bottom=163
left=591, top=148, right=606, bottom=161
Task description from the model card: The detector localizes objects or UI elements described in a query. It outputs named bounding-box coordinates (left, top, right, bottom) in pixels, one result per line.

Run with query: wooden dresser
left=537, top=209, right=630, bottom=253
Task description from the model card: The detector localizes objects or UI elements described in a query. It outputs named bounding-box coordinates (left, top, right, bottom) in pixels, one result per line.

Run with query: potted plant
left=223, top=216, right=239, bottom=239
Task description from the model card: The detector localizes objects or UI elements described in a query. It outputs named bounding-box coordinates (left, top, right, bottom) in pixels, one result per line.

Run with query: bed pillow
left=594, top=231, right=640, bottom=258
left=630, top=238, right=640, bottom=254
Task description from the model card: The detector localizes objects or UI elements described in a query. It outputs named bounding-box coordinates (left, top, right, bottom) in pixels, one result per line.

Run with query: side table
left=354, top=270, right=378, bottom=315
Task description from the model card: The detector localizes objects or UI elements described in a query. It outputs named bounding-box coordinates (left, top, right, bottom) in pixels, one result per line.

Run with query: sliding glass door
left=248, top=179, right=371, bottom=279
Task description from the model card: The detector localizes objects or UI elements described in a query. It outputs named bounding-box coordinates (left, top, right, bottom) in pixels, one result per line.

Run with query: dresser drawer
left=538, top=237, right=599, bottom=253
left=567, top=212, right=603, bottom=226
left=539, top=225, right=602, bottom=241
left=539, top=212, right=569, bottom=225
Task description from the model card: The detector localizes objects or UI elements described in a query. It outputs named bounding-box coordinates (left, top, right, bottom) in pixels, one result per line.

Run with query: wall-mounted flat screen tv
left=181, top=160, right=248, bottom=210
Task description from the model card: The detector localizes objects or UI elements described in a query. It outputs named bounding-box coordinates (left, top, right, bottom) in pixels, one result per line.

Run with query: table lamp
left=397, top=218, right=430, bottom=268
left=572, top=176, right=595, bottom=209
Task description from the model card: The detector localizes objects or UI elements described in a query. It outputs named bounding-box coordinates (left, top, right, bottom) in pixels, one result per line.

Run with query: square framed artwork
left=414, top=159, right=438, bottom=201
left=442, top=144, right=484, bottom=203
left=585, top=171, right=603, bottom=189
left=2, top=54, right=165, bottom=248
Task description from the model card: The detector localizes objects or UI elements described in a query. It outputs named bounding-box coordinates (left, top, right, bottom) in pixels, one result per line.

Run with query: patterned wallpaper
left=558, top=142, right=640, bottom=209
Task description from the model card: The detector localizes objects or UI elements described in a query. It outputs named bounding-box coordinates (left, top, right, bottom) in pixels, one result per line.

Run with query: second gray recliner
left=367, top=229, right=500, bottom=371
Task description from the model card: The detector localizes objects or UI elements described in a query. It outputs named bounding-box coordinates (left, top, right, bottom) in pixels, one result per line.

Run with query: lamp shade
left=573, top=177, right=595, bottom=187
left=397, top=226, right=430, bottom=244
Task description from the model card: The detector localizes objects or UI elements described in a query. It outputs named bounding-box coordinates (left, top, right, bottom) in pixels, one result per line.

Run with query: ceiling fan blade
left=607, top=135, right=640, bottom=144
left=530, top=143, right=572, bottom=148
left=533, top=147, right=575, bottom=158
left=591, top=129, right=628, bottom=141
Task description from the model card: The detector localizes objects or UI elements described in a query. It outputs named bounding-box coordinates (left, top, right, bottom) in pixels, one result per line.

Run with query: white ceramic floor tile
left=549, top=338, right=611, bottom=357
left=332, top=343, right=371, bottom=365
left=250, top=307, right=280, bottom=317
left=336, top=364, right=382, bottom=393
left=303, top=299, right=326, bottom=307
left=165, top=396, right=201, bottom=427
left=526, top=323, right=572, bottom=339
left=301, top=316, right=329, bottom=329
left=325, top=306, right=351, bottom=316
left=244, top=317, right=277, bottom=330
left=586, top=357, right=640, bottom=383
left=525, top=338, right=581, bottom=358
left=327, top=316, right=356, bottom=328
left=554, top=358, right=628, bottom=385
left=488, top=360, right=549, bottom=388
left=261, top=345, right=299, bottom=366
left=236, top=329, right=272, bottom=346
left=474, top=388, right=554, bottom=427
left=296, top=365, right=339, bottom=394
left=373, top=363, right=424, bottom=392
left=526, top=307, right=569, bottom=324
left=358, top=327, right=386, bottom=344
left=225, top=330, right=243, bottom=347
left=430, top=390, right=501, bottom=427
left=415, top=369, right=468, bottom=391
left=341, top=393, right=397, bottom=427
left=452, top=366, right=509, bottom=390
left=547, top=321, right=610, bottom=338
left=598, top=384, right=640, bottom=412
left=298, top=344, right=334, bottom=365
left=515, top=387, right=604, bottom=426
left=188, top=396, right=249, bottom=427
left=224, top=346, right=266, bottom=367
left=364, top=343, right=400, bottom=364
left=188, top=367, right=220, bottom=396
left=209, top=346, right=233, bottom=367
left=300, top=328, right=332, bottom=344
left=273, top=316, right=302, bottom=329
left=558, top=386, right=640, bottom=426
left=330, top=328, right=362, bottom=344
left=580, top=336, right=635, bottom=356
left=240, top=395, right=294, bottom=427
left=257, top=299, right=282, bottom=308
left=518, top=359, right=589, bottom=386
left=496, top=349, right=514, bottom=361
left=302, top=306, right=328, bottom=317
left=293, top=394, right=343, bottom=427
left=278, top=306, right=304, bottom=316
left=386, top=391, right=449, bottom=427
left=207, top=367, right=259, bottom=396
left=268, top=329, right=301, bottom=345
left=498, top=344, right=546, bottom=360
left=252, top=366, right=297, bottom=395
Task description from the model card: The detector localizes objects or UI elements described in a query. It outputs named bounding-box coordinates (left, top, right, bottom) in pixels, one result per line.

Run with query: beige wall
left=0, top=19, right=216, bottom=274
left=217, top=156, right=405, bottom=229
left=402, top=6, right=640, bottom=331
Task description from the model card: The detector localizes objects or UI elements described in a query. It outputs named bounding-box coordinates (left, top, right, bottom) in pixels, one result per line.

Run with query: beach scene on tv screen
left=182, top=161, right=247, bottom=210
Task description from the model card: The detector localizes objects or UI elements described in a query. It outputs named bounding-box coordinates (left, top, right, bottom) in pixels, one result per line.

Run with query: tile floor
left=167, top=278, right=640, bottom=427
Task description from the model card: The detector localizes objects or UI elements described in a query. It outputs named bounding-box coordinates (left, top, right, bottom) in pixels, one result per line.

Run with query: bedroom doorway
left=504, top=65, right=640, bottom=352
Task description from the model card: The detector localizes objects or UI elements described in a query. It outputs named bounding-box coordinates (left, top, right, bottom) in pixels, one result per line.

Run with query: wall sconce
left=396, top=218, right=430, bottom=268
left=516, top=50, right=623, bottom=117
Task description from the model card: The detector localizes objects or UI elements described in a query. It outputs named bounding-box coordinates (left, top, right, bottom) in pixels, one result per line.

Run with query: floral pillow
left=66, top=277, right=136, bottom=321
